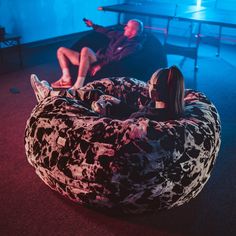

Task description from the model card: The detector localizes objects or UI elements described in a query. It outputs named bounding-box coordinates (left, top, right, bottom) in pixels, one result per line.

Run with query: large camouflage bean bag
left=25, top=77, right=221, bottom=214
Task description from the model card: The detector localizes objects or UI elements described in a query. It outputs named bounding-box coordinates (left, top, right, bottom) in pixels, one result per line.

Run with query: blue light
left=196, top=0, right=202, bottom=9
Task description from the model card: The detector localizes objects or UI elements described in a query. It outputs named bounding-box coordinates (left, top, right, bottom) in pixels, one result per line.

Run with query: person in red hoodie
left=51, top=18, right=144, bottom=92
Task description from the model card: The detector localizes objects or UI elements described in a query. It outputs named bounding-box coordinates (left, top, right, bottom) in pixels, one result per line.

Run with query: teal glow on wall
left=0, top=0, right=123, bottom=43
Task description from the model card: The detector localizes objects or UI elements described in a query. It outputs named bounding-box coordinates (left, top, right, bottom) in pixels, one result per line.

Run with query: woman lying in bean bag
left=25, top=66, right=221, bottom=214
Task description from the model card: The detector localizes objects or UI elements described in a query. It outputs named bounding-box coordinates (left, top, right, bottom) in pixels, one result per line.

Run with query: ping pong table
left=178, top=8, right=236, bottom=56
left=99, top=2, right=236, bottom=70
left=99, top=3, right=204, bottom=42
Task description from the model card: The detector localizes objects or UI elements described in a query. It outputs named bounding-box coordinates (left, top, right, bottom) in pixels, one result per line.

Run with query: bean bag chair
left=25, top=77, right=221, bottom=214
left=70, top=30, right=167, bottom=82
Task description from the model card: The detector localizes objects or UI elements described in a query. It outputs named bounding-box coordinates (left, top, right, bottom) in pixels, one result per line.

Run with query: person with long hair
left=130, top=65, right=185, bottom=121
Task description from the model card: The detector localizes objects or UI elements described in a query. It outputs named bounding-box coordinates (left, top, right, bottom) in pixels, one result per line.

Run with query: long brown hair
left=150, top=66, right=185, bottom=119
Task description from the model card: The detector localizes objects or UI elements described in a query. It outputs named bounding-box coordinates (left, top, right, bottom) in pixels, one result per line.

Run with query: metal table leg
left=194, top=23, right=202, bottom=71
left=164, top=18, right=171, bottom=45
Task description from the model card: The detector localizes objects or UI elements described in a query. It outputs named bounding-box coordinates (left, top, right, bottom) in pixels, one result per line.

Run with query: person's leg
left=72, top=47, right=97, bottom=89
left=52, top=47, right=80, bottom=88
left=31, top=74, right=77, bottom=102
left=31, top=74, right=53, bottom=103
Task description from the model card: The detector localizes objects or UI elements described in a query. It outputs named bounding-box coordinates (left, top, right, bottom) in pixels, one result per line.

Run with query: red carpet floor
left=0, top=41, right=236, bottom=235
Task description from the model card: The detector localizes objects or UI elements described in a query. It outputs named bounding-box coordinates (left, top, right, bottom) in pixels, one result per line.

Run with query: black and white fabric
left=25, top=77, right=221, bottom=214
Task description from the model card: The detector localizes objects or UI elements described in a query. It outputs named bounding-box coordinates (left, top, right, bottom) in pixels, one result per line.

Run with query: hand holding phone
left=83, top=18, right=93, bottom=27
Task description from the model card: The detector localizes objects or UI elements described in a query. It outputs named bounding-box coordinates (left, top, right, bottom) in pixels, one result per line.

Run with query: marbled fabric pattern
left=25, top=77, right=221, bottom=214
